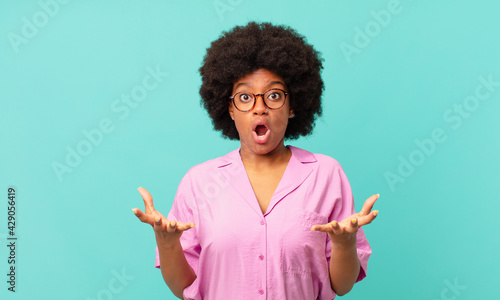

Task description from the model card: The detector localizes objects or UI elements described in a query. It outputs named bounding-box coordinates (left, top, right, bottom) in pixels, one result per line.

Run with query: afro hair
left=199, top=21, right=324, bottom=140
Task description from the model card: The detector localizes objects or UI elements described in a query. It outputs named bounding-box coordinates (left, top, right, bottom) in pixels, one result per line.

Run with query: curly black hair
left=199, top=21, right=324, bottom=140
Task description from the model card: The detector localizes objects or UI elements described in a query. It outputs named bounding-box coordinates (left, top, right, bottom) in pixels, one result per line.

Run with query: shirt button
left=260, top=220, right=265, bottom=225
left=259, top=255, right=264, bottom=260
left=258, top=289, right=264, bottom=295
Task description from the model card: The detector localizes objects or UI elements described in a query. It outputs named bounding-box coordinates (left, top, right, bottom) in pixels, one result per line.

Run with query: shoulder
left=182, top=148, right=239, bottom=178
left=288, top=145, right=350, bottom=185
left=289, top=145, right=344, bottom=170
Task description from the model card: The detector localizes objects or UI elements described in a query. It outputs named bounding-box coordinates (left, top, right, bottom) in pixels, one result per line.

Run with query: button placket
left=260, top=217, right=267, bottom=296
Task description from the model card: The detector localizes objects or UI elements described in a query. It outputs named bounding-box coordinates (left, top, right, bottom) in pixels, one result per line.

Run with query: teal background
left=1, top=0, right=499, bottom=299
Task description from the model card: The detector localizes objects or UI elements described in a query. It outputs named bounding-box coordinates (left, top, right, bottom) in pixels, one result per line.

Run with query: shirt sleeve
left=155, top=171, right=201, bottom=275
left=325, top=162, right=372, bottom=283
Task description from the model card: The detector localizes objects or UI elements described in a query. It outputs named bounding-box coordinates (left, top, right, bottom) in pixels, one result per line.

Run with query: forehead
left=232, top=68, right=286, bottom=90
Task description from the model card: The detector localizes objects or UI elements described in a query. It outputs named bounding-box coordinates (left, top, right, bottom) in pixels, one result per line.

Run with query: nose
left=253, top=94, right=268, bottom=115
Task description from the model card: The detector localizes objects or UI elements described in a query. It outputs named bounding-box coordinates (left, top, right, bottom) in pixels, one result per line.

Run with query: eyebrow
left=234, top=81, right=286, bottom=90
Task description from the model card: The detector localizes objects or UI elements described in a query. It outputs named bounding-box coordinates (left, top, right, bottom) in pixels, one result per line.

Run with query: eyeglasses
left=229, top=88, right=289, bottom=112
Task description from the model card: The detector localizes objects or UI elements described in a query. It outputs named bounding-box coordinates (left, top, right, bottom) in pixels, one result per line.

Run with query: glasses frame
left=229, top=88, right=289, bottom=112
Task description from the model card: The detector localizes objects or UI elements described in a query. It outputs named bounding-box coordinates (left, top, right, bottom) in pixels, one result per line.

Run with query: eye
left=267, top=91, right=282, bottom=101
left=237, top=93, right=253, bottom=103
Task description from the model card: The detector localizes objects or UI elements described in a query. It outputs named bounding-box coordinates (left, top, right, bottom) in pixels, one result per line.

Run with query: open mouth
left=252, top=122, right=271, bottom=144
left=255, top=124, right=268, bottom=136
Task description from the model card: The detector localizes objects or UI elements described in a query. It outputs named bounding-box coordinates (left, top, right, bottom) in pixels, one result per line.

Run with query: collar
left=215, top=145, right=316, bottom=216
left=217, top=145, right=317, bottom=167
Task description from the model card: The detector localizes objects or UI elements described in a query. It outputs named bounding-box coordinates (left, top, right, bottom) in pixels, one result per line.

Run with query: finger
left=166, top=219, right=177, bottom=233
left=358, top=194, right=380, bottom=216
left=346, top=218, right=359, bottom=233
left=132, top=208, right=155, bottom=225
left=155, top=210, right=168, bottom=220
left=166, top=220, right=195, bottom=232
left=176, top=221, right=196, bottom=231
left=311, top=221, right=341, bottom=234
left=153, top=215, right=165, bottom=232
left=138, top=187, right=157, bottom=214
left=358, top=210, right=379, bottom=227
left=310, top=223, right=334, bottom=233
left=330, top=220, right=342, bottom=235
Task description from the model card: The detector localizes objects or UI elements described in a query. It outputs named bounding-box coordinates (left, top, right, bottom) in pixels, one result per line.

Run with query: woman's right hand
left=132, top=187, right=195, bottom=248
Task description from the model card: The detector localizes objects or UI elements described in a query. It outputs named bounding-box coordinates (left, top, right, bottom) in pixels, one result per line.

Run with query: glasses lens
left=234, top=92, right=254, bottom=111
left=232, top=89, right=287, bottom=111
left=264, top=89, right=286, bottom=109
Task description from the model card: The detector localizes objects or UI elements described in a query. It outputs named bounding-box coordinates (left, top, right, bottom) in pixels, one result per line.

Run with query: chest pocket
left=280, top=209, right=328, bottom=277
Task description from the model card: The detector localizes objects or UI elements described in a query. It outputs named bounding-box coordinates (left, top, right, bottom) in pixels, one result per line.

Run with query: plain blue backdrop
left=1, top=0, right=499, bottom=299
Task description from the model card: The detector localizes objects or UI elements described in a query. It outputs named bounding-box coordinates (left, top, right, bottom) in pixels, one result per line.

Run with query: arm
left=133, top=187, right=197, bottom=299
left=311, top=194, right=379, bottom=296
left=156, top=223, right=197, bottom=299
left=328, top=235, right=360, bottom=295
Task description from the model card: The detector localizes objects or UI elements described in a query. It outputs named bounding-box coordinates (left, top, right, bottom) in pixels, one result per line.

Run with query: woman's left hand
left=310, top=194, right=379, bottom=246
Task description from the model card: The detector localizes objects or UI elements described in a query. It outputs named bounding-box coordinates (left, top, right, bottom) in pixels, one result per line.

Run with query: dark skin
left=228, top=68, right=295, bottom=214
left=133, top=68, right=379, bottom=297
left=310, top=193, right=379, bottom=295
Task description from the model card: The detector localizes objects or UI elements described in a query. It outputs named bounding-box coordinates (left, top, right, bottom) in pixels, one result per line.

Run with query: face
left=228, top=68, right=294, bottom=155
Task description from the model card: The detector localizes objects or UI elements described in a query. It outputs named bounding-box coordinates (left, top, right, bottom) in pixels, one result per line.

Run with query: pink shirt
left=155, top=145, right=371, bottom=299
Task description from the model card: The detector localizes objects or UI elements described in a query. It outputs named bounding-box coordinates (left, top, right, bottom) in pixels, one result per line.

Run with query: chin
left=250, top=140, right=282, bottom=155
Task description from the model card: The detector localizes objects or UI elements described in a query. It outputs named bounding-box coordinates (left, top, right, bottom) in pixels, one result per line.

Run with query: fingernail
left=170, top=221, right=176, bottom=227
left=191, top=224, right=195, bottom=228
left=154, top=217, right=160, bottom=223
left=351, top=219, right=357, bottom=224
left=331, top=221, right=338, bottom=227
left=132, top=208, right=136, bottom=214
left=373, top=210, right=379, bottom=216
left=376, top=193, right=380, bottom=197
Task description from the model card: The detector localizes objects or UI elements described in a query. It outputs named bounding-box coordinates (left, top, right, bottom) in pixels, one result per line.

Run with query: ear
left=288, top=109, right=294, bottom=118
left=229, top=102, right=235, bottom=120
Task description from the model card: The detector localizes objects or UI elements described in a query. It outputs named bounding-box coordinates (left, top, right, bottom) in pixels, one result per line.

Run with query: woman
left=132, top=21, right=379, bottom=299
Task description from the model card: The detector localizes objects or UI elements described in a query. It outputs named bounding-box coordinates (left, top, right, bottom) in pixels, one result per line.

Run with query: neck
left=239, top=140, right=291, bottom=171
